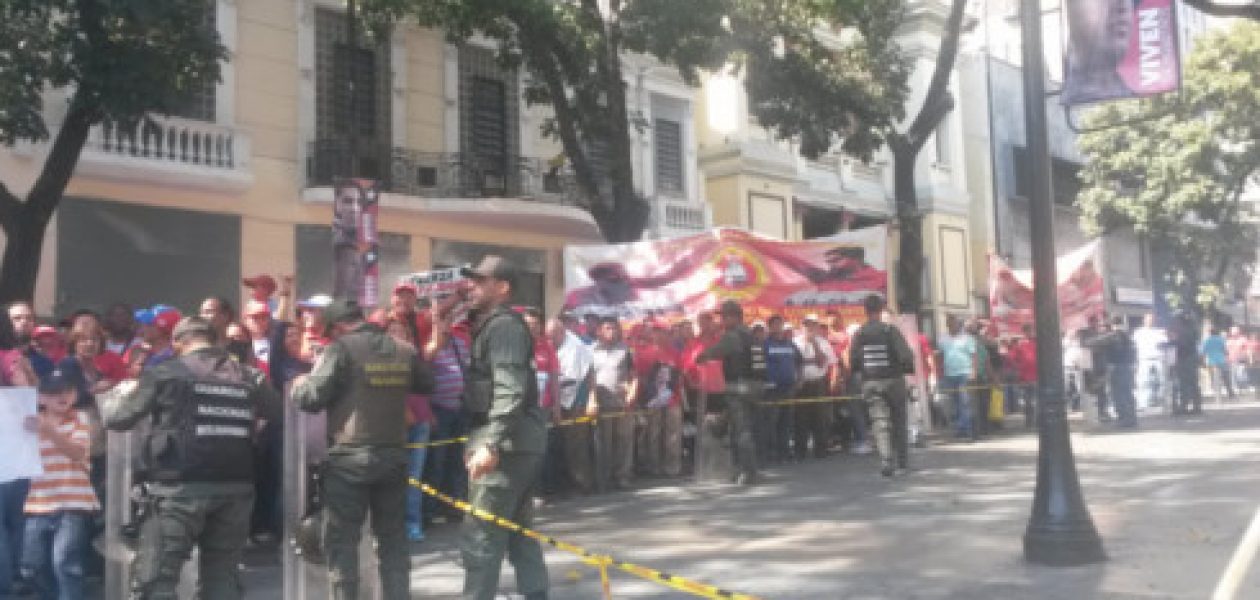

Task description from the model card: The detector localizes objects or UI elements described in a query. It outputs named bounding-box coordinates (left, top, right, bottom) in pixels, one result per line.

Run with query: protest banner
left=989, top=240, right=1105, bottom=336
left=332, top=179, right=381, bottom=307
left=564, top=226, right=888, bottom=324
left=1062, top=0, right=1180, bottom=105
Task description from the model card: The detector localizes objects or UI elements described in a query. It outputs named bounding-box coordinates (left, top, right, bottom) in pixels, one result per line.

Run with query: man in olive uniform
left=290, top=299, right=433, bottom=600
left=698, top=300, right=761, bottom=486
left=459, top=255, right=549, bottom=600
left=103, top=316, right=280, bottom=599
left=848, top=295, right=915, bottom=478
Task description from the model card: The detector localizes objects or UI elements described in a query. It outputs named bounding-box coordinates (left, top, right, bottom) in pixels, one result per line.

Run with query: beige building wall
left=0, top=0, right=597, bottom=317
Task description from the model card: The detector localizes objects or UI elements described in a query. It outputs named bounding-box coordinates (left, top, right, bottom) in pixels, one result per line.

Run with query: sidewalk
left=251, top=403, right=1260, bottom=599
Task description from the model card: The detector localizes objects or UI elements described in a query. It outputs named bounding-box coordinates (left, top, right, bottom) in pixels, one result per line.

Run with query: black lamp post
left=1019, top=0, right=1107, bottom=566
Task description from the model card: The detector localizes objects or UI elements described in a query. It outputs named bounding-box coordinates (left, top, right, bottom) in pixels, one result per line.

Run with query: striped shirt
left=25, top=410, right=100, bottom=514
left=429, top=336, right=467, bottom=411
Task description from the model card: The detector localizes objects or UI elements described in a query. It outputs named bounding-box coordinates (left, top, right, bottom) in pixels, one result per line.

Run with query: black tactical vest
left=466, top=308, right=539, bottom=416
left=855, top=322, right=912, bottom=380
left=145, top=353, right=257, bottom=483
left=721, top=327, right=759, bottom=382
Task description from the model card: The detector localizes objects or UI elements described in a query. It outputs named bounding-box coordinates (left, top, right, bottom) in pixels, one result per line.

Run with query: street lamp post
left=1019, top=0, right=1107, bottom=566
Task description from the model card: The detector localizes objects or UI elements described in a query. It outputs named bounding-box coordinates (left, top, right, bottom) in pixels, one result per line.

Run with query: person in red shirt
left=682, top=312, right=725, bottom=405
left=634, top=322, right=683, bottom=477
left=1009, top=324, right=1038, bottom=425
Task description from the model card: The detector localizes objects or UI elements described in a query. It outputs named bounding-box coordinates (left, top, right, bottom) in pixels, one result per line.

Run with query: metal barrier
left=281, top=396, right=381, bottom=599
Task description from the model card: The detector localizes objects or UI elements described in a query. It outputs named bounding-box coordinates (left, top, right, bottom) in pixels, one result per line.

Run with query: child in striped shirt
left=19, top=369, right=99, bottom=600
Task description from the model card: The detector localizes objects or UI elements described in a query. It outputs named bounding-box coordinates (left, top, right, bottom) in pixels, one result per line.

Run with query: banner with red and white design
left=989, top=240, right=1105, bottom=336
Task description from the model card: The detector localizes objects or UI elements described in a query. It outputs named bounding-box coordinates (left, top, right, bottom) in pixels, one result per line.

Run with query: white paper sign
left=0, top=387, right=44, bottom=482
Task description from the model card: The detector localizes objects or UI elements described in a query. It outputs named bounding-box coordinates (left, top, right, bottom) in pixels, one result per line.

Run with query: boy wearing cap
left=19, top=369, right=99, bottom=600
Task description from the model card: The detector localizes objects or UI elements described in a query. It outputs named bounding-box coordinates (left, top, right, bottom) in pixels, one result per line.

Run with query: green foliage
left=0, top=0, right=227, bottom=144
left=363, top=0, right=909, bottom=241
left=1077, top=21, right=1260, bottom=310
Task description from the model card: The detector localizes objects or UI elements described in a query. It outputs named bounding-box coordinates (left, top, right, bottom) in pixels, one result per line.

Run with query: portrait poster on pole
left=331, top=179, right=381, bottom=307
left=1062, top=0, right=1181, bottom=105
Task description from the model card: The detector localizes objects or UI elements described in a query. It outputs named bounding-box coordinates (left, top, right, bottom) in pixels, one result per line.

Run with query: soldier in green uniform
left=102, top=316, right=280, bottom=599
left=459, top=255, right=549, bottom=600
left=290, top=299, right=433, bottom=600
left=848, top=295, right=915, bottom=478
left=698, top=300, right=762, bottom=486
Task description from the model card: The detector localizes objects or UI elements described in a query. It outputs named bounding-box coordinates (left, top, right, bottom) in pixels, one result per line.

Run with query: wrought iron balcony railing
left=307, top=140, right=582, bottom=206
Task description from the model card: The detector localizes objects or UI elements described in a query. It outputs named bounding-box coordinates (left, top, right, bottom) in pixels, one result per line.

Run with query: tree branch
left=1181, top=0, right=1260, bottom=20
left=0, top=181, right=20, bottom=230
left=904, top=0, right=968, bottom=145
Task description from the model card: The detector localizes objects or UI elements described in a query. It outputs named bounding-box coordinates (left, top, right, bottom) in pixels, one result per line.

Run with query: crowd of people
left=0, top=267, right=1258, bottom=599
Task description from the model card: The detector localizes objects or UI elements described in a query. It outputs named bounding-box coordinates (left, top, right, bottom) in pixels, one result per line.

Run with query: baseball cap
left=297, top=294, right=334, bottom=312
left=321, top=298, right=364, bottom=330
left=152, top=308, right=183, bottom=334
left=393, top=282, right=419, bottom=296
left=243, top=274, right=277, bottom=292
left=39, top=368, right=75, bottom=394
left=461, top=255, right=517, bottom=286
left=172, top=316, right=214, bottom=341
left=32, top=325, right=60, bottom=340
left=803, top=313, right=820, bottom=323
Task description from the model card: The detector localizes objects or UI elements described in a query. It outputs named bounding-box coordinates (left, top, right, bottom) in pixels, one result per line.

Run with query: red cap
left=33, top=325, right=60, bottom=339
left=243, top=275, right=278, bottom=293
left=152, top=308, right=183, bottom=334
left=393, top=282, right=419, bottom=296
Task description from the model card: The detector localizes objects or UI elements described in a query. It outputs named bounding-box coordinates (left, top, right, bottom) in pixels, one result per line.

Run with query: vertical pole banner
left=332, top=179, right=381, bottom=306
left=1062, top=0, right=1181, bottom=105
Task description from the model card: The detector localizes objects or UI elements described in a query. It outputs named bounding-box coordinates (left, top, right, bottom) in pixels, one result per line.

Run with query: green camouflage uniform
left=103, top=347, right=279, bottom=600
left=291, top=322, right=433, bottom=600
left=462, top=305, right=549, bottom=600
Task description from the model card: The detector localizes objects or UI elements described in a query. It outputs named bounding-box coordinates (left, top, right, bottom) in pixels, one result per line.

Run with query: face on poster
left=1062, top=0, right=1180, bottom=105
left=563, top=226, right=888, bottom=325
left=332, top=179, right=381, bottom=307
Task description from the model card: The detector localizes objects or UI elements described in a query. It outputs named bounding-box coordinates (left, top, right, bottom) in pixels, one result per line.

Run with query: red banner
left=332, top=179, right=381, bottom=307
left=563, top=226, right=887, bottom=324
left=988, top=240, right=1106, bottom=336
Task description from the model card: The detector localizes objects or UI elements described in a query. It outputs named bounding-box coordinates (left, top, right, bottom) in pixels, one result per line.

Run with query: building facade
left=695, top=0, right=979, bottom=336
left=1, top=0, right=709, bottom=318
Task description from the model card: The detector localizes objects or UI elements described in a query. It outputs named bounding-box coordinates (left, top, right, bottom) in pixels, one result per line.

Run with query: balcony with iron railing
left=11, top=114, right=254, bottom=191
left=306, top=140, right=583, bottom=206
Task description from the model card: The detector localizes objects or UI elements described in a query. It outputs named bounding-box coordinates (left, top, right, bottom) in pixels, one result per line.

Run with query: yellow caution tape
left=409, top=478, right=762, bottom=600
left=408, top=383, right=1033, bottom=448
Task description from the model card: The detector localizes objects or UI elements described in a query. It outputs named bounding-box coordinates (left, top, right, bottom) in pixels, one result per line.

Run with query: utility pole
left=1019, top=0, right=1107, bottom=566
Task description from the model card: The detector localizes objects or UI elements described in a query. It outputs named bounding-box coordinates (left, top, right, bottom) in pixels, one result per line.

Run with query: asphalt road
left=242, top=400, right=1260, bottom=599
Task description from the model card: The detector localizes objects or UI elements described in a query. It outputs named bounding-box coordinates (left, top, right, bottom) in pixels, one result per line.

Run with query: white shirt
left=1132, top=326, right=1168, bottom=363
left=795, top=333, right=837, bottom=382
left=556, top=331, right=595, bottom=410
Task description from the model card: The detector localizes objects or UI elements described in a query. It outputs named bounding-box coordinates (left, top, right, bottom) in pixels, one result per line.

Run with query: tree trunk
left=892, top=139, right=925, bottom=315
left=0, top=101, right=97, bottom=305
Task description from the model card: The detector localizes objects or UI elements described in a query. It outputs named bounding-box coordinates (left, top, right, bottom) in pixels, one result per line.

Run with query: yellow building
left=694, top=1, right=979, bottom=336
left=1, top=0, right=709, bottom=318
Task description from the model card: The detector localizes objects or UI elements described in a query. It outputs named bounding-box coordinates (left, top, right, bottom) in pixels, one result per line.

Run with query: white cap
left=803, top=313, right=820, bottom=323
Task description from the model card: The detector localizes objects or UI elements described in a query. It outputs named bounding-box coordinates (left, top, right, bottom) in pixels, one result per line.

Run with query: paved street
left=245, top=402, right=1260, bottom=599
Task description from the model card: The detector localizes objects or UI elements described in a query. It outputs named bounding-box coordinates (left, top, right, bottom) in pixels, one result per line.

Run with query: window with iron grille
left=459, top=46, right=519, bottom=195
left=314, top=7, right=391, bottom=177
left=654, top=118, right=684, bottom=195
left=168, top=0, right=217, bottom=122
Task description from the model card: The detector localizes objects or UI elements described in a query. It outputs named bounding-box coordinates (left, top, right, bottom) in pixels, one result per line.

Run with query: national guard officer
left=102, top=316, right=280, bottom=599
left=290, top=299, right=433, bottom=600
left=698, top=300, right=762, bottom=486
left=460, top=255, right=549, bottom=600
left=848, top=295, right=915, bottom=478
